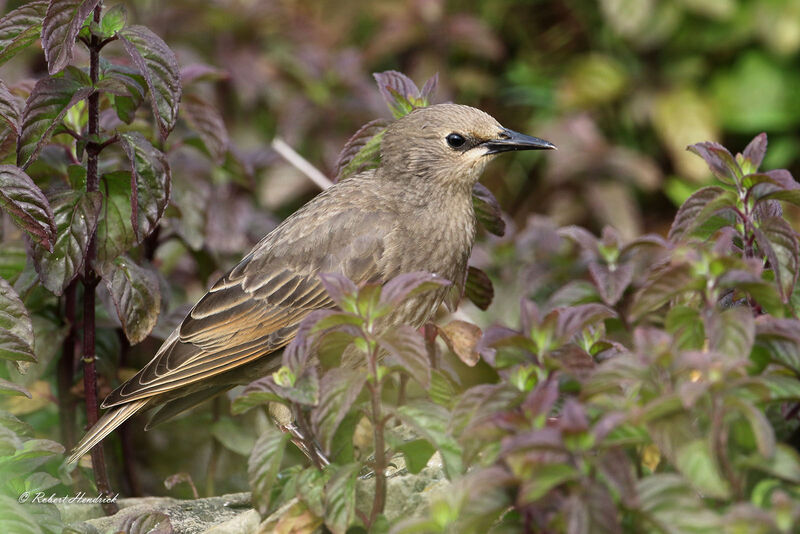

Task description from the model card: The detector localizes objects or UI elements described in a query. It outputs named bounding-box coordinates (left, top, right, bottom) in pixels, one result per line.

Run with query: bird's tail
left=66, top=399, right=149, bottom=465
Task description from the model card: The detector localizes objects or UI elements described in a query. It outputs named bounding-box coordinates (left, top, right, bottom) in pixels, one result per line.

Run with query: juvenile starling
left=67, top=103, right=555, bottom=464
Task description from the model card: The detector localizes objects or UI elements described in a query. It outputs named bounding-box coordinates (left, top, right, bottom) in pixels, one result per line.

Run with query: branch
left=271, top=137, right=334, bottom=190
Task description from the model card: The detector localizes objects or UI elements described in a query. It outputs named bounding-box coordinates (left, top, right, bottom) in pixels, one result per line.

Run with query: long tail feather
left=66, top=399, right=149, bottom=465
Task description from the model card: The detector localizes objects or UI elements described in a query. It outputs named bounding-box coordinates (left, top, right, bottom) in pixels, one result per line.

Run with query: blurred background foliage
left=2, top=0, right=800, bottom=500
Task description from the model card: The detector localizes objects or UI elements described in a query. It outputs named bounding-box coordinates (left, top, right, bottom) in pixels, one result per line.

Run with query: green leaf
left=463, top=265, right=493, bottom=311
left=119, top=132, right=170, bottom=241
left=310, top=368, right=365, bottom=456
left=98, top=3, right=126, bottom=38
left=99, top=256, right=160, bottom=345
left=0, top=2, right=48, bottom=68
left=41, top=0, right=102, bottom=75
left=729, top=397, right=775, bottom=458
left=707, top=306, right=754, bottom=357
left=334, top=118, right=387, bottom=182
left=0, top=165, right=56, bottom=251
left=666, top=305, right=705, bottom=350
left=636, top=475, right=721, bottom=533
left=373, top=71, right=428, bottom=118
left=753, top=216, right=799, bottom=302
left=17, top=76, right=93, bottom=169
left=675, top=439, right=730, bottom=499
left=31, top=190, right=102, bottom=295
left=519, top=463, right=579, bottom=503
left=248, top=425, right=290, bottom=515
left=210, top=417, right=255, bottom=456
left=0, top=377, right=31, bottom=397
left=397, top=439, right=436, bottom=474
left=668, top=186, right=736, bottom=241
left=394, top=400, right=463, bottom=477
left=180, top=93, right=228, bottom=164
left=0, top=276, right=35, bottom=364
left=119, top=25, right=181, bottom=139
left=323, top=463, right=359, bottom=534
left=378, top=325, right=430, bottom=387
left=472, top=183, right=505, bottom=237
left=98, top=64, right=145, bottom=124
left=741, top=444, right=800, bottom=483
left=95, top=171, right=136, bottom=263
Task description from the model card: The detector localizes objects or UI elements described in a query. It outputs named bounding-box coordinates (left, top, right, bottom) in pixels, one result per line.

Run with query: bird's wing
left=102, top=200, right=396, bottom=408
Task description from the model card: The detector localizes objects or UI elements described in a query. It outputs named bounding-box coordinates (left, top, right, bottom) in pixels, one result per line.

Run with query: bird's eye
left=446, top=133, right=466, bottom=148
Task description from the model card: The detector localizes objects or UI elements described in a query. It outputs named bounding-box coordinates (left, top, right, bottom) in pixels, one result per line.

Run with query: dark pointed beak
left=483, top=128, right=557, bottom=154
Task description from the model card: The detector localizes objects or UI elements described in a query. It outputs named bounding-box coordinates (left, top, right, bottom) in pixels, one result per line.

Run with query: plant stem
left=82, top=2, right=118, bottom=515
left=57, top=281, right=77, bottom=449
left=367, top=341, right=386, bottom=527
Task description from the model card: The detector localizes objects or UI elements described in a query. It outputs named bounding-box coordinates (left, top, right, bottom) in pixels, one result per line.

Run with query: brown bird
left=67, top=103, right=555, bottom=464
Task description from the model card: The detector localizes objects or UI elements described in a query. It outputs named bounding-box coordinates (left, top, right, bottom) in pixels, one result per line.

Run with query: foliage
left=1, top=1, right=800, bottom=533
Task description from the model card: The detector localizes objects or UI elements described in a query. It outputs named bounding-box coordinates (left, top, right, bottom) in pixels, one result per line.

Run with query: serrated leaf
left=0, top=377, right=31, bottom=397
left=119, top=25, right=181, bottom=139
left=753, top=216, right=799, bottom=301
left=675, top=439, right=731, bottom=499
left=630, top=264, right=698, bottom=321
left=100, top=256, right=160, bottom=345
left=687, top=141, right=743, bottom=186
left=0, top=80, right=23, bottom=139
left=742, top=133, right=767, bottom=172
left=41, top=0, right=101, bottom=75
left=379, top=271, right=450, bottom=308
left=668, top=186, right=736, bottom=241
left=17, top=76, right=92, bottom=169
left=324, top=463, right=359, bottom=534
left=180, top=93, right=228, bottom=164
left=373, top=71, right=424, bottom=118
left=118, top=511, right=173, bottom=534
left=98, top=63, right=146, bottom=124
left=378, top=325, right=430, bottom=387
left=472, top=182, right=505, bottom=237
left=707, top=305, right=754, bottom=357
left=96, top=171, right=136, bottom=263
left=335, top=119, right=387, bottom=182
left=0, top=277, right=35, bottom=364
left=97, top=3, right=125, bottom=38
left=0, top=165, right=56, bottom=251
left=318, top=272, right=357, bottom=309
left=548, top=303, right=616, bottom=347
left=31, top=190, right=101, bottom=295
left=231, top=376, right=286, bottom=415
left=588, top=260, right=633, bottom=306
left=0, top=2, right=48, bottom=67
left=119, top=132, right=170, bottom=241
left=310, top=368, right=365, bottom=456
left=248, top=425, right=290, bottom=515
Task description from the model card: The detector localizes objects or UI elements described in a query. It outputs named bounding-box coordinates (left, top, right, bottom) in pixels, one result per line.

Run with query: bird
left=66, top=103, right=555, bottom=465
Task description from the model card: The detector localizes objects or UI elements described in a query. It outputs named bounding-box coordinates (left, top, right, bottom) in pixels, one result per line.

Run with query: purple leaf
left=472, top=182, right=505, bottom=237
left=0, top=1, right=49, bottom=67
left=588, top=261, right=634, bottom=306
left=0, top=276, right=36, bottom=363
left=0, top=165, right=56, bottom=251
left=100, top=256, right=161, bottom=345
left=0, top=80, right=23, bottom=138
left=464, top=265, right=493, bottom=310
left=522, top=378, right=559, bottom=418
left=17, top=76, right=93, bottom=169
left=559, top=225, right=599, bottom=256
left=753, top=216, right=799, bottom=301
left=520, top=298, right=540, bottom=334
left=560, top=398, right=589, bottom=434
left=180, top=93, right=229, bottom=165
left=119, top=25, right=181, bottom=139
left=668, top=186, right=736, bottom=241
left=630, top=263, right=697, bottom=321
left=318, top=272, right=358, bottom=307
left=373, top=70, right=420, bottom=118
left=419, top=73, right=439, bottom=101
left=119, top=132, right=170, bottom=241
left=379, top=271, right=450, bottom=307
left=333, top=118, right=388, bottom=182
left=180, top=63, right=228, bottom=85
left=551, top=303, right=616, bottom=345
left=687, top=141, right=743, bottom=185
left=32, top=190, right=102, bottom=295
left=378, top=324, right=430, bottom=387
left=450, top=383, right=521, bottom=436
left=742, top=133, right=767, bottom=171
left=248, top=426, right=290, bottom=515
left=311, top=368, right=366, bottom=455
left=707, top=306, right=755, bottom=358
left=41, top=0, right=101, bottom=75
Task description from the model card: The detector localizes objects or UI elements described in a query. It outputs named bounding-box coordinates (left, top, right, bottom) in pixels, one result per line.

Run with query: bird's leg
left=268, top=402, right=329, bottom=469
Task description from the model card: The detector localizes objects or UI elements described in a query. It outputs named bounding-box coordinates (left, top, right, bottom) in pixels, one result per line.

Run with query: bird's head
left=380, top=103, right=555, bottom=190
